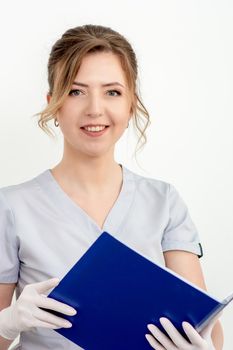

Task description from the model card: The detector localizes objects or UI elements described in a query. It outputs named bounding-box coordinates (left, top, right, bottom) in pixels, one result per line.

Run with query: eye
left=68, top=89, right=122, bottom=97
left=107, top=90, right=122, bottom=97
left=68, top=89, right=83, bottom=96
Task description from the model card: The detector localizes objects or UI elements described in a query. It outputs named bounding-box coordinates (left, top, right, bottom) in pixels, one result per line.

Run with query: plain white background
left=0, top=0, right=232, bottom=348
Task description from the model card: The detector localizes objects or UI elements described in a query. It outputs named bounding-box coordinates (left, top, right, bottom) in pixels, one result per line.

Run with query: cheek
left=58, top=105, right=78, bottom=126
left=110, top=103, right=131, bottom=125
left=58, top=103, right=79, bottom=117
left=57, top=115, right=78, bottom=139
left=110, top=115, right=128, bottom=130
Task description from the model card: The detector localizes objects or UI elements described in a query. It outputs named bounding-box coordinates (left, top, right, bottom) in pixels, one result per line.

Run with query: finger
left=182, top=321, right=205, bottom=346
left=147, top=323, right=176, bottom=349
left=33, top=319, right=71, bottom=330
left=38, top=295, right=77, bottom=316
left=31, top=278, right=60, bottom=294
left=34, top=307, right=72, bottom=328
left=145, top=333, right=166, bottom=350
left=159, top=318, right=188, bottom=348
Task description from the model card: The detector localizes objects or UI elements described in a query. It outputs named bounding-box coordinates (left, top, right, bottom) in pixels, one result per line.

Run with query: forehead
left=74, top=51, right=126, bottom=85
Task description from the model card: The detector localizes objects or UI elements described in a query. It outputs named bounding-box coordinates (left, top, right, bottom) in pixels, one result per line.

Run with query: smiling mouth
left=80, top=125, right=110, bottom=137
left=80, top=126, right=109, bottom=131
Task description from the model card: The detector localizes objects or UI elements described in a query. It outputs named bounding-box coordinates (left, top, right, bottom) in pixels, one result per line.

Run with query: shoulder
left=124, top=166, right=192, bottom=220
left=124, top=165, right=173, bottom=199
left=0, top=170, right=47, bottom=208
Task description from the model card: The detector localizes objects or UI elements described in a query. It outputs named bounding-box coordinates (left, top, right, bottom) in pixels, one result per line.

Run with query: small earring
left=54, top=118, right=59, bottom=127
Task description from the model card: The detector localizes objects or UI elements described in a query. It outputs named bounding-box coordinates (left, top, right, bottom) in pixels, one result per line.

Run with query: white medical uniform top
left=0, top=164, right=203, bottom=350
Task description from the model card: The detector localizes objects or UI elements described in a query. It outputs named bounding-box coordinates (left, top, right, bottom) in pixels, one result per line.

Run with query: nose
left=85, top=94, right=103, bottom=117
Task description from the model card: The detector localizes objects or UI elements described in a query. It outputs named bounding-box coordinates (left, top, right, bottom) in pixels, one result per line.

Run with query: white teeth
left=84, top=126, right=106, bottom=132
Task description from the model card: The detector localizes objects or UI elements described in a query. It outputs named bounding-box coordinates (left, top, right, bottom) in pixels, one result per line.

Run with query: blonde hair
left=33, top=24, right=151, bottom=159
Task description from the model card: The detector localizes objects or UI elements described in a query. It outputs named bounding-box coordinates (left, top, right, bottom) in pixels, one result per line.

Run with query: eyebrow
left=73, top=81, right=125, bottom=88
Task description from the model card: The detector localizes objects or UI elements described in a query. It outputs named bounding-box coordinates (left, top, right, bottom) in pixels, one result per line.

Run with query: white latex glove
left=145, top=311, right=222, bottom=350
left=0, top=278, right=77, bottom=340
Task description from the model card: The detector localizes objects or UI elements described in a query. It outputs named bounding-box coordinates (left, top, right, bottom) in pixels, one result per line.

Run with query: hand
left=0, top=278, right=77, bottom=340
left=145, top=312, right=222, bottom=350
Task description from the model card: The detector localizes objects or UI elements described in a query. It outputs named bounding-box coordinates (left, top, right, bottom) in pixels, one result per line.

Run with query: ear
left=129, top=93, right=137, bottom=116
left=47, top=93, right=51, bottom=104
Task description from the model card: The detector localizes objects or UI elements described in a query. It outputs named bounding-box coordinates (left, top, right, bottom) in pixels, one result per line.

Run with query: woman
left=0, top=24, right=223, bottom=349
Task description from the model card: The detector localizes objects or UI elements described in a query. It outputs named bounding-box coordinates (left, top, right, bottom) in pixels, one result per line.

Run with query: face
left=47, top=51, right=133, bottom=159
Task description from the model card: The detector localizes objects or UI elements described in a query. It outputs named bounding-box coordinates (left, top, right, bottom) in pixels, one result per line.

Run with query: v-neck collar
left=35, top=164, right=136, bottom=236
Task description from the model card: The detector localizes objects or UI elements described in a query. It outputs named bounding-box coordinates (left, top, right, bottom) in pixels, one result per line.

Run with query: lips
left=80, top=125, right=109, bottom=137
left=80, top=125, right=109, bottom=128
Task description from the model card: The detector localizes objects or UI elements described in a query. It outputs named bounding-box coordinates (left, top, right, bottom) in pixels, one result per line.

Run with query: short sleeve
left=161, top=184, right=203, bottom=258
left=0, top=190, right=19, bottom=282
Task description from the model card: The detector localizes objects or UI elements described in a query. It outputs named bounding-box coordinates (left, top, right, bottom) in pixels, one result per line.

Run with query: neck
left=51, top=148, right=122, bottom=195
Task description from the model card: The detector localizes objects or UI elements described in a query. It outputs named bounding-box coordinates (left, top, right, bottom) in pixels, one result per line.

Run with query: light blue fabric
left=0, top=164, right=202, bottom=349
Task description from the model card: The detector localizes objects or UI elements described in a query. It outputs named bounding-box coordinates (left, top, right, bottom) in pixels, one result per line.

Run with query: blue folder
left=43, top=232, right=232, bottom=349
